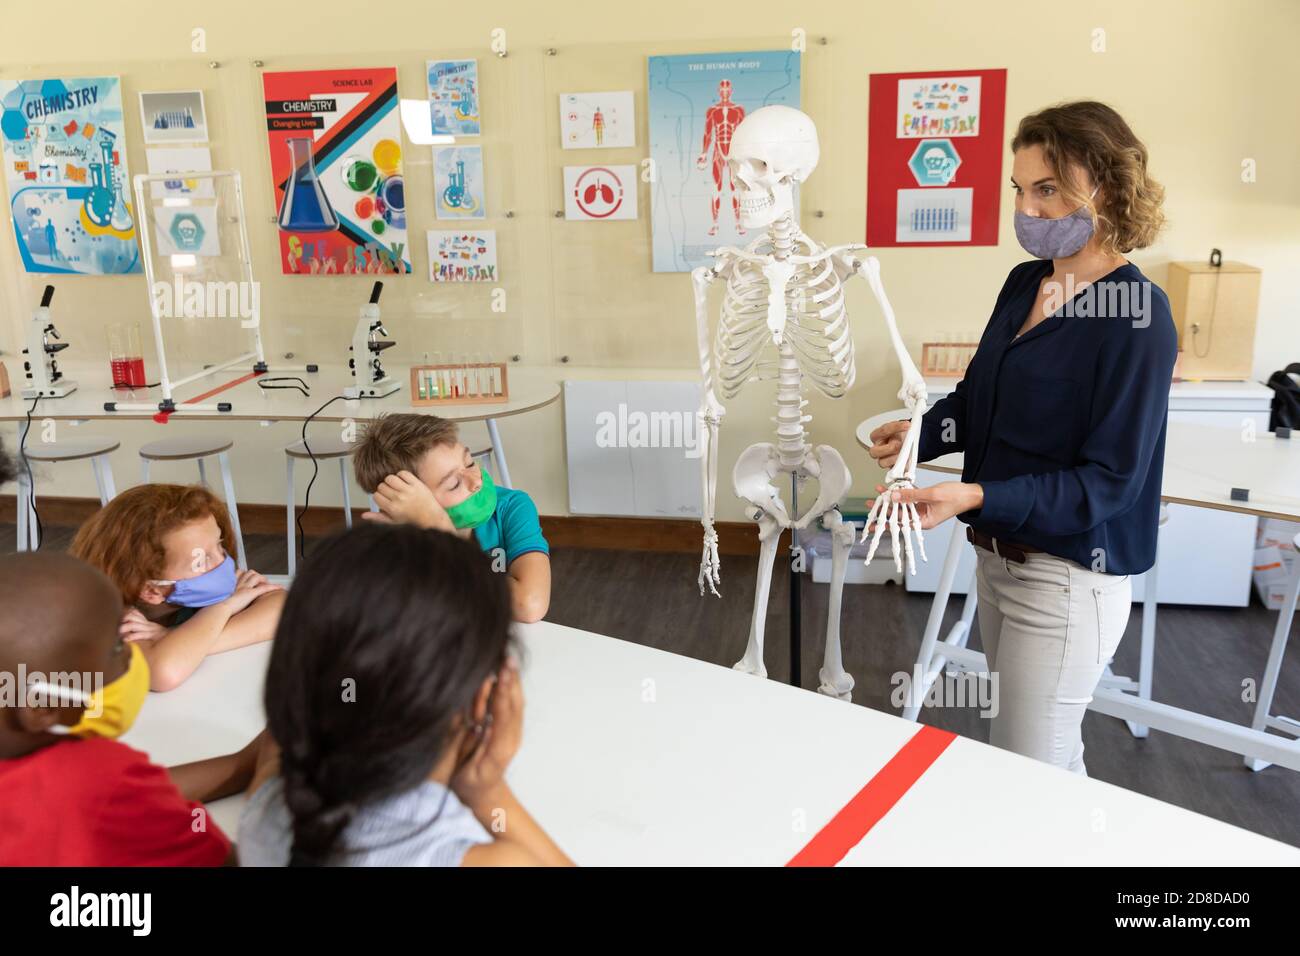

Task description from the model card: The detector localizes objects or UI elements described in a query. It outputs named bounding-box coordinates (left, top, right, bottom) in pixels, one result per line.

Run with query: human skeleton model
left=692, top=105, right=929, bottom=699
left=696, top=79, right=746, bottom=236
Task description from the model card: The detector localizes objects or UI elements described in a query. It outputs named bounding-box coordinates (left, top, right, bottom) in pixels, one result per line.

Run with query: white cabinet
left=904, top=379, right=1273, bottom=606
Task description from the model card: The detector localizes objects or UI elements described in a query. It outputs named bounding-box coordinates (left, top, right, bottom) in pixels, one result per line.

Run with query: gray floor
left=10, top=523, right=1298, bottom=849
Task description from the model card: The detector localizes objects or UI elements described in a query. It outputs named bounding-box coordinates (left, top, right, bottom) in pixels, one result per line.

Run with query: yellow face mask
left=28, top=643, right=151, bottom=739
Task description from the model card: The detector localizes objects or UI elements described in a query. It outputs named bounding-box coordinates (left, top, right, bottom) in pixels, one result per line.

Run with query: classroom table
left=856, top=414, right=1300, bottom=773
left=122, top=620, right=1300, bottom=865
left=0, top=360, right=561, bottom=491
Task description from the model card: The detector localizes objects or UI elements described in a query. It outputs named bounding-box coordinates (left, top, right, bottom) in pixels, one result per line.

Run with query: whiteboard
left=564, top=379, right=702, bottom=518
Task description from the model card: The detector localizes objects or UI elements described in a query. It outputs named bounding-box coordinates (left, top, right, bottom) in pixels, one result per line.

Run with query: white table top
left=121, top=620, right=1300, bottom=865
left=856, top=415, right=1300, bottom=522
left=0, top=361, right=560, bottom=424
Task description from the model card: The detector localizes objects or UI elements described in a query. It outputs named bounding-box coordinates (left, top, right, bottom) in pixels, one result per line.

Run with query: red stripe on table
left=183, top=370, right=263, bottom=406
left=787, top=724, right=956, bottom=867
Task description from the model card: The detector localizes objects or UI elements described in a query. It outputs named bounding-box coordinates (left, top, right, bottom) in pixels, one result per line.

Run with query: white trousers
left=974, top=548, right=1132, bottom=775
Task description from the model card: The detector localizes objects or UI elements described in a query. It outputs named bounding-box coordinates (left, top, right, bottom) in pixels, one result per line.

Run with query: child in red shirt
left=0, top=550, right=263, bottom=866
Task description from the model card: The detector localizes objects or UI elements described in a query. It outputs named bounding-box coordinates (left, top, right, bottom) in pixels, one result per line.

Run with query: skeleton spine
left=770, top=213, right=807, bottom=468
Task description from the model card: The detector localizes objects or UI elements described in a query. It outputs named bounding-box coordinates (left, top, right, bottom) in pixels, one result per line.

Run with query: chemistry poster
left=428, top=229, right=497, bottom=282
left=434, top=146, right=485, bottom=220
left=262, top=68, right=411, bottom=275
left=427, top=59, right=480, bottom=136
left=647, top=50, right=800, bottom=273
left=866, top=69, right=1006, bottom=247
left=0, top=76, right=140, bottom=274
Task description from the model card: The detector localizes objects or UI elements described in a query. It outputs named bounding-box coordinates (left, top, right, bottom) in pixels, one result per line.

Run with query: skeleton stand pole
left=789, top=473, right=801, bottom=688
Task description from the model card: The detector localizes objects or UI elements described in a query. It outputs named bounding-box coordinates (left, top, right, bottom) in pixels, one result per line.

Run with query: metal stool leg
left=197, top=457, right=208, bottom=488
left=218, top=451, right=247, bottom=571
left=368, top=495, right=378, bottom=513
left=90, top=456, right=109, bottom=506
left=286, top=454, right=297, bottom=578
left=16, top=469, right=29, bottom=552
left=141, top=458, right=151, bottom=483
left=339, top=458, right=353, bottom=529
left=24, top=477, right=39, bottom=551
left=96, top=455, right=117, bottom=503
left=486, top=417, right=512, bottom=489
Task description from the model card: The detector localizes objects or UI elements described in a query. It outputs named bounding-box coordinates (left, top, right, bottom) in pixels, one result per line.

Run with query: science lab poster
left=560, top=91, right=635, bottom=149
left=434, top=146, right=486, bottom=220
left=0, top=76, right=140, bottom=274
left=866, top=68, right=1006, bottom=247
left=647, top=50, right=800, bottom=273
left=262, top=67, right=411, bottom=275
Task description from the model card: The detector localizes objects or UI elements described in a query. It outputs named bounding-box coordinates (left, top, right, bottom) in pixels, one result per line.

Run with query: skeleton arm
left=692, top=259, right=729, bottom=596
left=833, top=250, right=930, bottom=574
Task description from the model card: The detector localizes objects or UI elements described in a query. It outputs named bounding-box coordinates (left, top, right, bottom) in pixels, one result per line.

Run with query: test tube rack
left=920, top=341, right=980, bottom=377
left=409, top=362, right=509, bottom=406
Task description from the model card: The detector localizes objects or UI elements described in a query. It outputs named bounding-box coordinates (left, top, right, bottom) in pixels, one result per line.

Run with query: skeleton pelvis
left=732, top=442, right=852, bottom=531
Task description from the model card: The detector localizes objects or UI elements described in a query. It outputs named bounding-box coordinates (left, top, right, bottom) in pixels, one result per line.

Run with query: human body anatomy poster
left=647, top=50, right=800, bottom=272
left=428, top=59, right=480, bottom=136
left=866, top=69, right=1006, bottom=247
left=262, top=68, right=410, bottom=275
left=428, top=229, right=497, bottom=282
left=560, top=91, right=634, bottom=149
left=0, top=76, right=140, bottom=274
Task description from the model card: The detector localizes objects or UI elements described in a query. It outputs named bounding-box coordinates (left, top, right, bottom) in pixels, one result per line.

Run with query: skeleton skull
left=728, top=106, right=820, bottom=230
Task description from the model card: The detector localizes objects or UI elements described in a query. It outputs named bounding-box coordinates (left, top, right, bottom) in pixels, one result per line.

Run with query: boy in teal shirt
left=353, top=414, right=550, bottom=622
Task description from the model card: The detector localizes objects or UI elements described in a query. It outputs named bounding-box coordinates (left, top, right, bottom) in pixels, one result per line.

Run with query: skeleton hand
left=860, top=481, right=928, bottom=575
left=699, top=524, right=722, bottom=596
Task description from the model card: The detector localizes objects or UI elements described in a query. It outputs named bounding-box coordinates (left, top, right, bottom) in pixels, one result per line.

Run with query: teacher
left=869, top=101, right=1178, bottom=775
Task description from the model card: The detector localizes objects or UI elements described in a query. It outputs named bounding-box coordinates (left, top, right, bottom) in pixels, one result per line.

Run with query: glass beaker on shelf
left=277, top=137, right=339, bottom=233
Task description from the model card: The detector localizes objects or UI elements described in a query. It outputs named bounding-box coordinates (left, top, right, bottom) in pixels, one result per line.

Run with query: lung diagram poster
left=263, top=68, right=410, bottom=275
left=648, top=50, right=800, bottom=273
left=866, top=69, right=1006, bottom=247
left=0, top=77, right=140, bottom=274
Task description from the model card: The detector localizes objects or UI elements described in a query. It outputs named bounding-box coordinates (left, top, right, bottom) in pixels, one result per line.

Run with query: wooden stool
left=17, top=436, right=119, bottom=551
left=139, top=435, right=247, bottom=570
left=285, top=435, right=358, bottom=577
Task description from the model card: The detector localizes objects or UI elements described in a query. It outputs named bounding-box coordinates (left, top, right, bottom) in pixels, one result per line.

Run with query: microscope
left=344, top=280, right=400, bottom=399
left=21, top=285, right=77, bottom=399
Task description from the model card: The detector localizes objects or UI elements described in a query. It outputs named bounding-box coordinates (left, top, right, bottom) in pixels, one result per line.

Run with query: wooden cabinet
left=1166, top=261, right=1261, bottom=381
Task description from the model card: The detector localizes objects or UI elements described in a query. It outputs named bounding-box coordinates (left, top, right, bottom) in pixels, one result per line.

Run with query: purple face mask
left=152, top=554, right=237, bottom=608
left=1014, top=186, right=1099, bottom=259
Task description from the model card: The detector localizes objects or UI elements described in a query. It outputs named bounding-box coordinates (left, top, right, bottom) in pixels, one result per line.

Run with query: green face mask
left=445, top=468, right=497, bottom=530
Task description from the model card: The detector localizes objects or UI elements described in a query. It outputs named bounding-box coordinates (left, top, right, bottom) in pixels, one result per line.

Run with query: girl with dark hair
left=238, top=523, right=572, bottom=866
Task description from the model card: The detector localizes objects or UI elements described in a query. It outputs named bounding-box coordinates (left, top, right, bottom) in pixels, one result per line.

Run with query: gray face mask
left=1014, top=186, right=1099, bottom=259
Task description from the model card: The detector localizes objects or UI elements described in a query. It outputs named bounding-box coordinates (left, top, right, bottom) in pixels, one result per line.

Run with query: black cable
left=111, top=379, right=161, bottom=389
left=296, top=395, right=348, bottom=563
left=19, top=395, right=41, bottom=549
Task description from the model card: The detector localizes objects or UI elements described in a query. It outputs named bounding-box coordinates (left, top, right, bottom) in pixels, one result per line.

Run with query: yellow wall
left=2, top=0, right=1297, bottom=522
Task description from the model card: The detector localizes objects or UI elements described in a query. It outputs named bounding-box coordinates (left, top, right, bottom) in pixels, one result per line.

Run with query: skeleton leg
left=734, top=507, right=783, bottom=678
left=817, top=509, right=857, bottom=701
left=732, top=443, right=789, bottom=678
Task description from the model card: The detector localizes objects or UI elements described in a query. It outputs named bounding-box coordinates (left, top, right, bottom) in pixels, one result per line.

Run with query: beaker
left=278, top=137, right=339, bottom=233
left=107, top=322, right=146, bottom=388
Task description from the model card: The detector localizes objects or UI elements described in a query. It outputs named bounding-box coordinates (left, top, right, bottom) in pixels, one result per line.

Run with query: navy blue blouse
left=917, top=259, right=1178, bottom=575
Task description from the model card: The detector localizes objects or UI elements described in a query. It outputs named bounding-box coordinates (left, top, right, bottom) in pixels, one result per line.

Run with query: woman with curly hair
left=70, top=484, right=284, bottom=692
left=868, top=101, right=1177, bottom=774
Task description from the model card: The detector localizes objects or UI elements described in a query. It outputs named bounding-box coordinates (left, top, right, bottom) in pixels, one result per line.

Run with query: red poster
left=866, top=69, right=1006, bottom=247
left=262, top=67, right=410, bottom=275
